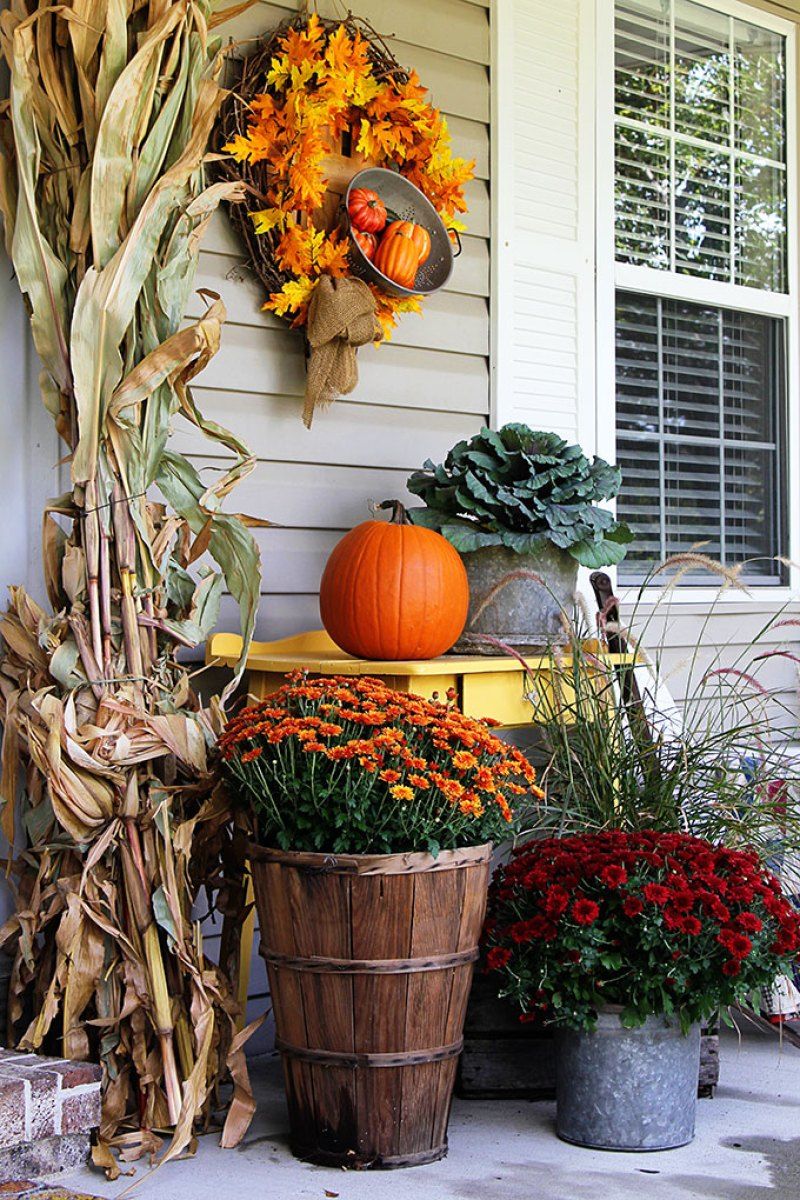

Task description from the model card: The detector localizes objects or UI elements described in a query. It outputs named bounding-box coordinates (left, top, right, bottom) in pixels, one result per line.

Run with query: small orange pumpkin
left=319, top=501, right=469, bottom=660
left=348, top=188, right=387, bottom=233
left=383, top=219, right=431, bottom=265
left=373, top=227, right=421, bottom=290
left=352, top=229, right=378, bottom=260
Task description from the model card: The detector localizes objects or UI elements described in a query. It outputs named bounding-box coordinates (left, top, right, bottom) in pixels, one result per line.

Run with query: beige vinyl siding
left=177, top=1, right=491, bottom=648
left=187, top=2, right=491, bottom=1042
left=623, top=601, right=800, bottom=719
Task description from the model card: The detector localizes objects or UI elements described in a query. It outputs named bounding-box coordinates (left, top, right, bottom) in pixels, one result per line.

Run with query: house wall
left=616, top=0, right=800, bottom=723
left=494, top=0, right=800, bottom=725
left=171, top=0, right=492, bottom=641
left=185, top=0, right=493, bottom=1042
left=3, top=0, right=800, bottom=1037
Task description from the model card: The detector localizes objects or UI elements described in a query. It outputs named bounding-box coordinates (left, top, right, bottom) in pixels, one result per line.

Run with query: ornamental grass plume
left=219, top=673, right=544, bottom=855
left=484, top=831, right=800, bottom=1032
left=529, top=555, right=800, bottom=874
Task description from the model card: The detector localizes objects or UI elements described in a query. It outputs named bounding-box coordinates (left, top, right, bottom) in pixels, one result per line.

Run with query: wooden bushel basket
left=249, top=842, right=492, bottom=1168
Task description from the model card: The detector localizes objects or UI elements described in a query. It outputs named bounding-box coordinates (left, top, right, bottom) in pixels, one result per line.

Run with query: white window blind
left=612, top=0, right=792, bottom=585
left=617, top=291, right=786, bottom=582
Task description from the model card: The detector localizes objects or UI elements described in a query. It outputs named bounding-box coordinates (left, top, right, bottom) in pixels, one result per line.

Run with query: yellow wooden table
left=206, top=628, right=634, bottom=727
left=206, top=629, right=635, bottom=1023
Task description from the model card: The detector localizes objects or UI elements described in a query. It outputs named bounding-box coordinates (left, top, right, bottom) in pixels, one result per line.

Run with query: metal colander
left=344, top=167, right=459, bottom=298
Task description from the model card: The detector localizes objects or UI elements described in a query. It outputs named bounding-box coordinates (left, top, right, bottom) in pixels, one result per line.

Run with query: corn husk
left=0, top=0, right=261, bottom=1167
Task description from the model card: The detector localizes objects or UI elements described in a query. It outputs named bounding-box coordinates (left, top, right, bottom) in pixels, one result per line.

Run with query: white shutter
left=491, top=0, right=596, bottom=447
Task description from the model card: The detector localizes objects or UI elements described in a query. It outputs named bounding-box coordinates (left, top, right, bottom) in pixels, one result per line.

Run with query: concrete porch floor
left=61, top=1027, right=800, bottom=1200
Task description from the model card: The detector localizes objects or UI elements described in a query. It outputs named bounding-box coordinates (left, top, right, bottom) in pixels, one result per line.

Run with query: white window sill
left=615, top=586, right=800, bottom=608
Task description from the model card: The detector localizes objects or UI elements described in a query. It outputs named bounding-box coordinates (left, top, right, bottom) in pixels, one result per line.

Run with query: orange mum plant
left=219, top=674, right=543, bottom=855
left=221, top=14, right=474, bottom=340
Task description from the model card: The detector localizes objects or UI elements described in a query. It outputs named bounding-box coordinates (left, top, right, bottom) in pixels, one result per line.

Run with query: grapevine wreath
left=217, top=12, right=474, bottom=424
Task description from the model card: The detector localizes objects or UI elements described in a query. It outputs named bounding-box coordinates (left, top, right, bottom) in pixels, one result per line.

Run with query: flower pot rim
left=246, top=841, right=493, bottom=876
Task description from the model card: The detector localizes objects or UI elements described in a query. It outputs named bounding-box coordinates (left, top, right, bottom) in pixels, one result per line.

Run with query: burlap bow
left=303, top=274, right=381, bottom=428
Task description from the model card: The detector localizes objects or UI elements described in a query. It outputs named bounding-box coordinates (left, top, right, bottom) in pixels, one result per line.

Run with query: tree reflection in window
left=615, top=0, right=786, bottom=292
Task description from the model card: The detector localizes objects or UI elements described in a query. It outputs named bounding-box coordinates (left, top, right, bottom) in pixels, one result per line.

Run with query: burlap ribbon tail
left=302, top=274, right=381, bottom=428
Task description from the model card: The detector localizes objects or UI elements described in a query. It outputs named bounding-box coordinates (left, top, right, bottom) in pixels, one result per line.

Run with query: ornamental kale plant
left=407, top=425, right=633, bottom=568
left=218, top=674, right=543, bottom=855
left=484, top=831, right=800, bottom=1032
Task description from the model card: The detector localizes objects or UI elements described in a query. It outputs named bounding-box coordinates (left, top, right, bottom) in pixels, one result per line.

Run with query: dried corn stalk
left=0, top=0, right=262, bottom=1167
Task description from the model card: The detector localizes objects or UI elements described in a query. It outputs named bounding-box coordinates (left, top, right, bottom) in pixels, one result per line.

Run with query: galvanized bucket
left=453, top=543, right=578, bottom=655
left=555, top=1010, right=701, bottom=1151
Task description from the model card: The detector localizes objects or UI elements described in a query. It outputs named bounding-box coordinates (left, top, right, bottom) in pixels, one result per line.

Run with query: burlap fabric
left=303, top=275, right=381, bottom=427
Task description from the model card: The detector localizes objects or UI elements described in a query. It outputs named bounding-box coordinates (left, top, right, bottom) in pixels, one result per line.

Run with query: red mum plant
left=219, top=673, right=543, bottom=855
left=483, top=830, right=800, bottom=1031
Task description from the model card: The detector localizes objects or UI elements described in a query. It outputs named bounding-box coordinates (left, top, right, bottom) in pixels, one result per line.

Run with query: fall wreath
left=217, top=12, right=474, bottom=414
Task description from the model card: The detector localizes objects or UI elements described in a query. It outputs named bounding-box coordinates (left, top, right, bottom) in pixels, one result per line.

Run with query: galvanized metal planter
left=457, top=975, right=719, bottom=1099
left=454, top=544, right=578, bottom=654
left=555, top=1010, right=701, bottom=1151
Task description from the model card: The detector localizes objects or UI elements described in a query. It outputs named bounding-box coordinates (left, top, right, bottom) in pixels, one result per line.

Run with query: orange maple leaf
left=281, top=13, right=325, bottom=67
left=276, top=224, right=316, bottom=275
left=316, top=232, right=350, bottom=278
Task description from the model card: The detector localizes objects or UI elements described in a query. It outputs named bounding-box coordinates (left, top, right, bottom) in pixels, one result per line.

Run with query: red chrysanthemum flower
left=600, top=864, right=628, bottom=888
left=572, top=898, right=600, bottom=927
left=622, top=896, right=644, bottom=918
left=736, top=912, right=763, bottom=934
left=643, top=883, right=671, bottom=906
left=718, top=930, right=752, bottom=960
left=543, top=886, right=570, bottom=918
left=486, top=946, right=512, bottom=971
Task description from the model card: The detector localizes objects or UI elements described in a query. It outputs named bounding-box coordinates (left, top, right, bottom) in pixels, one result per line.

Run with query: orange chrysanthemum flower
left=218, top=672, right=541, bottom=855
left=453, top=751, right=478, bottom=771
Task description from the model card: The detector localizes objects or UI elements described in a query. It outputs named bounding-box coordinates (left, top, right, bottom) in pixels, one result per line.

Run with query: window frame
left=595, top=0, right=800, bottom=603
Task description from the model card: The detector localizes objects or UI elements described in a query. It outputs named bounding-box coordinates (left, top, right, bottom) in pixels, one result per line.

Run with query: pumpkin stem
left=377, top=499, right=411, bottom=525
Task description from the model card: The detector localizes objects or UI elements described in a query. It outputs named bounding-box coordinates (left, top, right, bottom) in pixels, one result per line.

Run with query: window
left=612, top=0, right=792, bottom=585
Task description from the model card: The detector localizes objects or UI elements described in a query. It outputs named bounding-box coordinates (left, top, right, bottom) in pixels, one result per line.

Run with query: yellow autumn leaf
left=250, top=208, right=286, bottom=235
left=351, top=75, right=380, bottom=107
left=316, top=232, right=349, bottom=278
left=268, top=276, right=315, bottom=316
left=356, top=117, right=378, bottom=159
left=396, top=295, right=423, bottom=315
left=223, top=134, right=255, bottom=163
left=325, top=25, right=355, bottom=75
left=267, top=53, right=290, bottom=90
left=289, top=60, right=318, bottom=91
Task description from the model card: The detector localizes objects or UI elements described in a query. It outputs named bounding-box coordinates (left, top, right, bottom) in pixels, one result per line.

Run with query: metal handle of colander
left=450, top=228, right=462, bottom=258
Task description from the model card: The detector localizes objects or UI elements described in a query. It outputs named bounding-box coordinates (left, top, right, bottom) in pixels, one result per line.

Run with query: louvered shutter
left=492, top=0, right=597, bottom=445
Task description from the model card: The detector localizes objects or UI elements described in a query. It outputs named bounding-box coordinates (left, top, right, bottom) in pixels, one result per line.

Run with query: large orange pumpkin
left=373, top=227, right=420, bottom=289
left=319, top=501, right=469, bottom=660
left=383, top=219, right=432, bottom=265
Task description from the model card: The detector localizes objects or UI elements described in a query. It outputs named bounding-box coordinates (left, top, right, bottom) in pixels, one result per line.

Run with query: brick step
left=0, top=1052, right=101, bottom=1184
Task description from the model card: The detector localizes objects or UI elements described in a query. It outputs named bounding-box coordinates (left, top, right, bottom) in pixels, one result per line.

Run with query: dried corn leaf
left=0, top=0, right=262, bottom=1169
